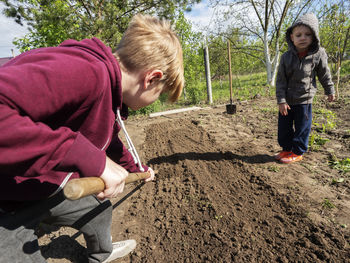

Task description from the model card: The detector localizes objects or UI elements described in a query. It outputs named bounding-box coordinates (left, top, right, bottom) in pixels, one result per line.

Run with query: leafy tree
left=318, top=1, right=350, bottom=69
left=1, top=0, right=201, bottom=51
left=317, top=0, right=350, bottom=97
left=175, top=11, right=204, bottom=102
left=207, top=35, right=227, bottom=80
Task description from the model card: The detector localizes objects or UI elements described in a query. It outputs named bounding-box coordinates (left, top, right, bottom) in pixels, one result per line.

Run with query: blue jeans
left=278, top=104, right=312, bottom=156
left=0, top=191, right=113, bottom=263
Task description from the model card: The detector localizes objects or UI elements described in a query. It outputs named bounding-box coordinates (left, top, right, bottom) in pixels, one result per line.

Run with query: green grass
left=212, top=72, right=270, bottom=102
left=340, top=60, right=350, bottom=77
left=178, top=72, right=270, bottom=104
left=132, top=72, right=270, bottom=115
left=132, top=61, right=350, bottom=115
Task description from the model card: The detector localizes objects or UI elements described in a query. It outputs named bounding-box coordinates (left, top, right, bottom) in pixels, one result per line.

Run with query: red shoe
left=274, top=151, right=292, bottom=161
left=280, top=153, right=303, bottom=164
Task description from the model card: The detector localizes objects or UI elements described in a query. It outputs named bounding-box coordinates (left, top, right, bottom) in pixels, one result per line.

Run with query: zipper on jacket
left=299, top=57, right=303, bottom=70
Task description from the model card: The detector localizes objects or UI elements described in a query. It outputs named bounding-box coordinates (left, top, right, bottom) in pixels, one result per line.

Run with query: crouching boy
left=0, top=14, right=184, bottom=263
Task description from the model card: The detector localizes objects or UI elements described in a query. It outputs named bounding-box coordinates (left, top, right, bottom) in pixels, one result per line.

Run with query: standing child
left=0, top=14, right=183, bottom=262
left=275, top=13, right=335, bottom=164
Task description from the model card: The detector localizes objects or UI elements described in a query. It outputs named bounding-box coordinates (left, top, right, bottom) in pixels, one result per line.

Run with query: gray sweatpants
left=0, top=191, right=113, bottom=263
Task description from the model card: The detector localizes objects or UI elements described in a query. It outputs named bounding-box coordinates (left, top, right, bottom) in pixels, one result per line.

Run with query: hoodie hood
left=286, top=13, right=320, bottom=53
left=59, top=37, right=123, bottom=112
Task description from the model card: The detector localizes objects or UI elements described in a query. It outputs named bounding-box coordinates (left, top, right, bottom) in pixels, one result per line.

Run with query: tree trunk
left=270, top=45, right=281, bottom=87
left=336, top=62, right=341, bottom=98
left=263, top=33, right=273, bottom=86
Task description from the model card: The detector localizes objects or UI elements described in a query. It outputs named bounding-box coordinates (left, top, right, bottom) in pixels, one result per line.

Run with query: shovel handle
left=63, top=172, right=150, bottom=200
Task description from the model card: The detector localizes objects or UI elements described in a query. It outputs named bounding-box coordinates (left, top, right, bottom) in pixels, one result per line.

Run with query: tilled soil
left=39, top=91, right=350, bottom=262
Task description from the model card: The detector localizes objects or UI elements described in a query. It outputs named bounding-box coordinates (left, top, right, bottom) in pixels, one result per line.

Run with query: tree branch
left=250, top=0, right=265, bottom=31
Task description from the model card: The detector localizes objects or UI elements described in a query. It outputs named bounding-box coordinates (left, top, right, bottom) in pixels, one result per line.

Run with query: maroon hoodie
left=0, top=38, right=145, bottom=210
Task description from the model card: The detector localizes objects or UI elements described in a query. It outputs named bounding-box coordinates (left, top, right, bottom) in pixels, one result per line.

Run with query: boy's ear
left=144, top=70, right=163, bottom=89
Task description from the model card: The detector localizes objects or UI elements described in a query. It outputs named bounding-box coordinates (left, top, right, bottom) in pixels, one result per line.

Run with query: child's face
left=290, top=25, right=313, bottom=52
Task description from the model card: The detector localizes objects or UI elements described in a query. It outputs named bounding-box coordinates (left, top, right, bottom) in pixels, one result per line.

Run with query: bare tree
left=208, top=0, right=314, bottom=86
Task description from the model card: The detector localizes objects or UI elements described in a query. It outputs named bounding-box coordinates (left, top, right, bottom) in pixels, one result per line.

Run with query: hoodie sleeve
left=106, top=136, right=148, bottom=173
left=276, top=54, right=288, bottom=104
left=316, top=48, right=335, bottom=95
left=0, top=48, right=107, bottom=184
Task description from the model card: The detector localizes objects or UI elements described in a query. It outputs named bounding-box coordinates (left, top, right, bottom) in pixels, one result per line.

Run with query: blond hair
left=114, top=14, right=184, bottom=102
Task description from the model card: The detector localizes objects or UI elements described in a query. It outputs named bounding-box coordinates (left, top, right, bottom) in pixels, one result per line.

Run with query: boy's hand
left=97, top=156, right=128, bottom=199
left=279, top=103, right=290, bottom=116
left=327, top=94, right=335, bottom=102
left=145, top=167, right=156, bottom=182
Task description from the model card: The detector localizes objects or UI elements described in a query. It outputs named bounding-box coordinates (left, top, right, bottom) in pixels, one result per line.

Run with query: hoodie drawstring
left=51, top=109, right=145, bottom=197
left=116, top=109, right=145, bottom=172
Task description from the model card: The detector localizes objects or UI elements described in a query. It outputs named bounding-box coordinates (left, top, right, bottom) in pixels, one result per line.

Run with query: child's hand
left=97, top=156, right=128, bottom=199
left=279, top=103, right=290, bottom=116
left=144, top=167, right=156, bottom=182
left=327, top=94, right=335, bottom=102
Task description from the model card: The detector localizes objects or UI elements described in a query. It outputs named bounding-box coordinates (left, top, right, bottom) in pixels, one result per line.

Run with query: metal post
left=203, top=45, right=213, bottom=104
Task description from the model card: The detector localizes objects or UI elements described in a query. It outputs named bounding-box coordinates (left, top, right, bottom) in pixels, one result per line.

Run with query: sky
left=0, top=3, right=28, bottom=57
left=184, top=1, right=216, bottom=33
left=0, top=1, right=214, bottom=58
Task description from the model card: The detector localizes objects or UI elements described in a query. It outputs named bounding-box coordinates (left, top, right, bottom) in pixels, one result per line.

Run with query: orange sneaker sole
left=280, top=154, right=303, bottom=164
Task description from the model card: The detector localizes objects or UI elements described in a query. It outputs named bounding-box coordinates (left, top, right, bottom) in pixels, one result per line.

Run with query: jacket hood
left=59, top=38, right=123, bottom=112
left=286, top=13, right=320, bottom=53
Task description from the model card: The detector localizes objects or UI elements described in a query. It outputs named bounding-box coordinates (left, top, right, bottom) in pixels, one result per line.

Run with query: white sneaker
left=102, top=239, right=137, bottom=263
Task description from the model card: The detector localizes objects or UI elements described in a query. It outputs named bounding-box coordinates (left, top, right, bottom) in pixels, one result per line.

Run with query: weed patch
left=322, top=198, right=336, bottom=209
left=329, top=154, right=350, bottom=174
left=313, top=109, right=337, bottom=133
left=308, top=132, right=329, bottom=151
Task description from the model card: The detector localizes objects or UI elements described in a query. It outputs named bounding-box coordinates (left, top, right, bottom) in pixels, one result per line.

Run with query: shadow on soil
left=148, top=151, right=275, bottom=165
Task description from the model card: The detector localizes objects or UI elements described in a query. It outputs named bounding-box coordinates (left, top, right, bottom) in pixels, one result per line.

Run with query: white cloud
left=184, top=1, right=216, bottom=33
left=184, top=1, right=231, bottom=36
left=0, top=4, right=28, bottom=57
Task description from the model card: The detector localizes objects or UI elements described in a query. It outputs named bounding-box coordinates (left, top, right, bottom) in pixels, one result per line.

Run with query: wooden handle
left=63, top=172, right=150, bottom=200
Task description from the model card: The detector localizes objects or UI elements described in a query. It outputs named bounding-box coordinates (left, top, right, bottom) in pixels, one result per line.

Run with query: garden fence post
left=204, top=45, right=213, bottom=104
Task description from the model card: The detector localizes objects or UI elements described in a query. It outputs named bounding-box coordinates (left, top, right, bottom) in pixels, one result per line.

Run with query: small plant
left=268, top=165, right=280, bottom=172
left=215, top=215, right=223, bottom=220
left=308, top=132, right=329, bottom=151
left=261, top=107, right=278, bottom=114
left=322, top=198, right=335, bottom=209
left=313, top=109, right=337, bottom=133
left=329, top=154, right=350, bottom=174
left=330, top=178, right=345, bottom=185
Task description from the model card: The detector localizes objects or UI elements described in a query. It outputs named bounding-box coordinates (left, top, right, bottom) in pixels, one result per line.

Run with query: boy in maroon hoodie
left=0, top=14, right=184, bottom=262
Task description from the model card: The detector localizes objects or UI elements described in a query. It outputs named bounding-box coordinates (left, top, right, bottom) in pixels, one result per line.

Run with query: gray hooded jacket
left=276, top=13, right=334, bottom=105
